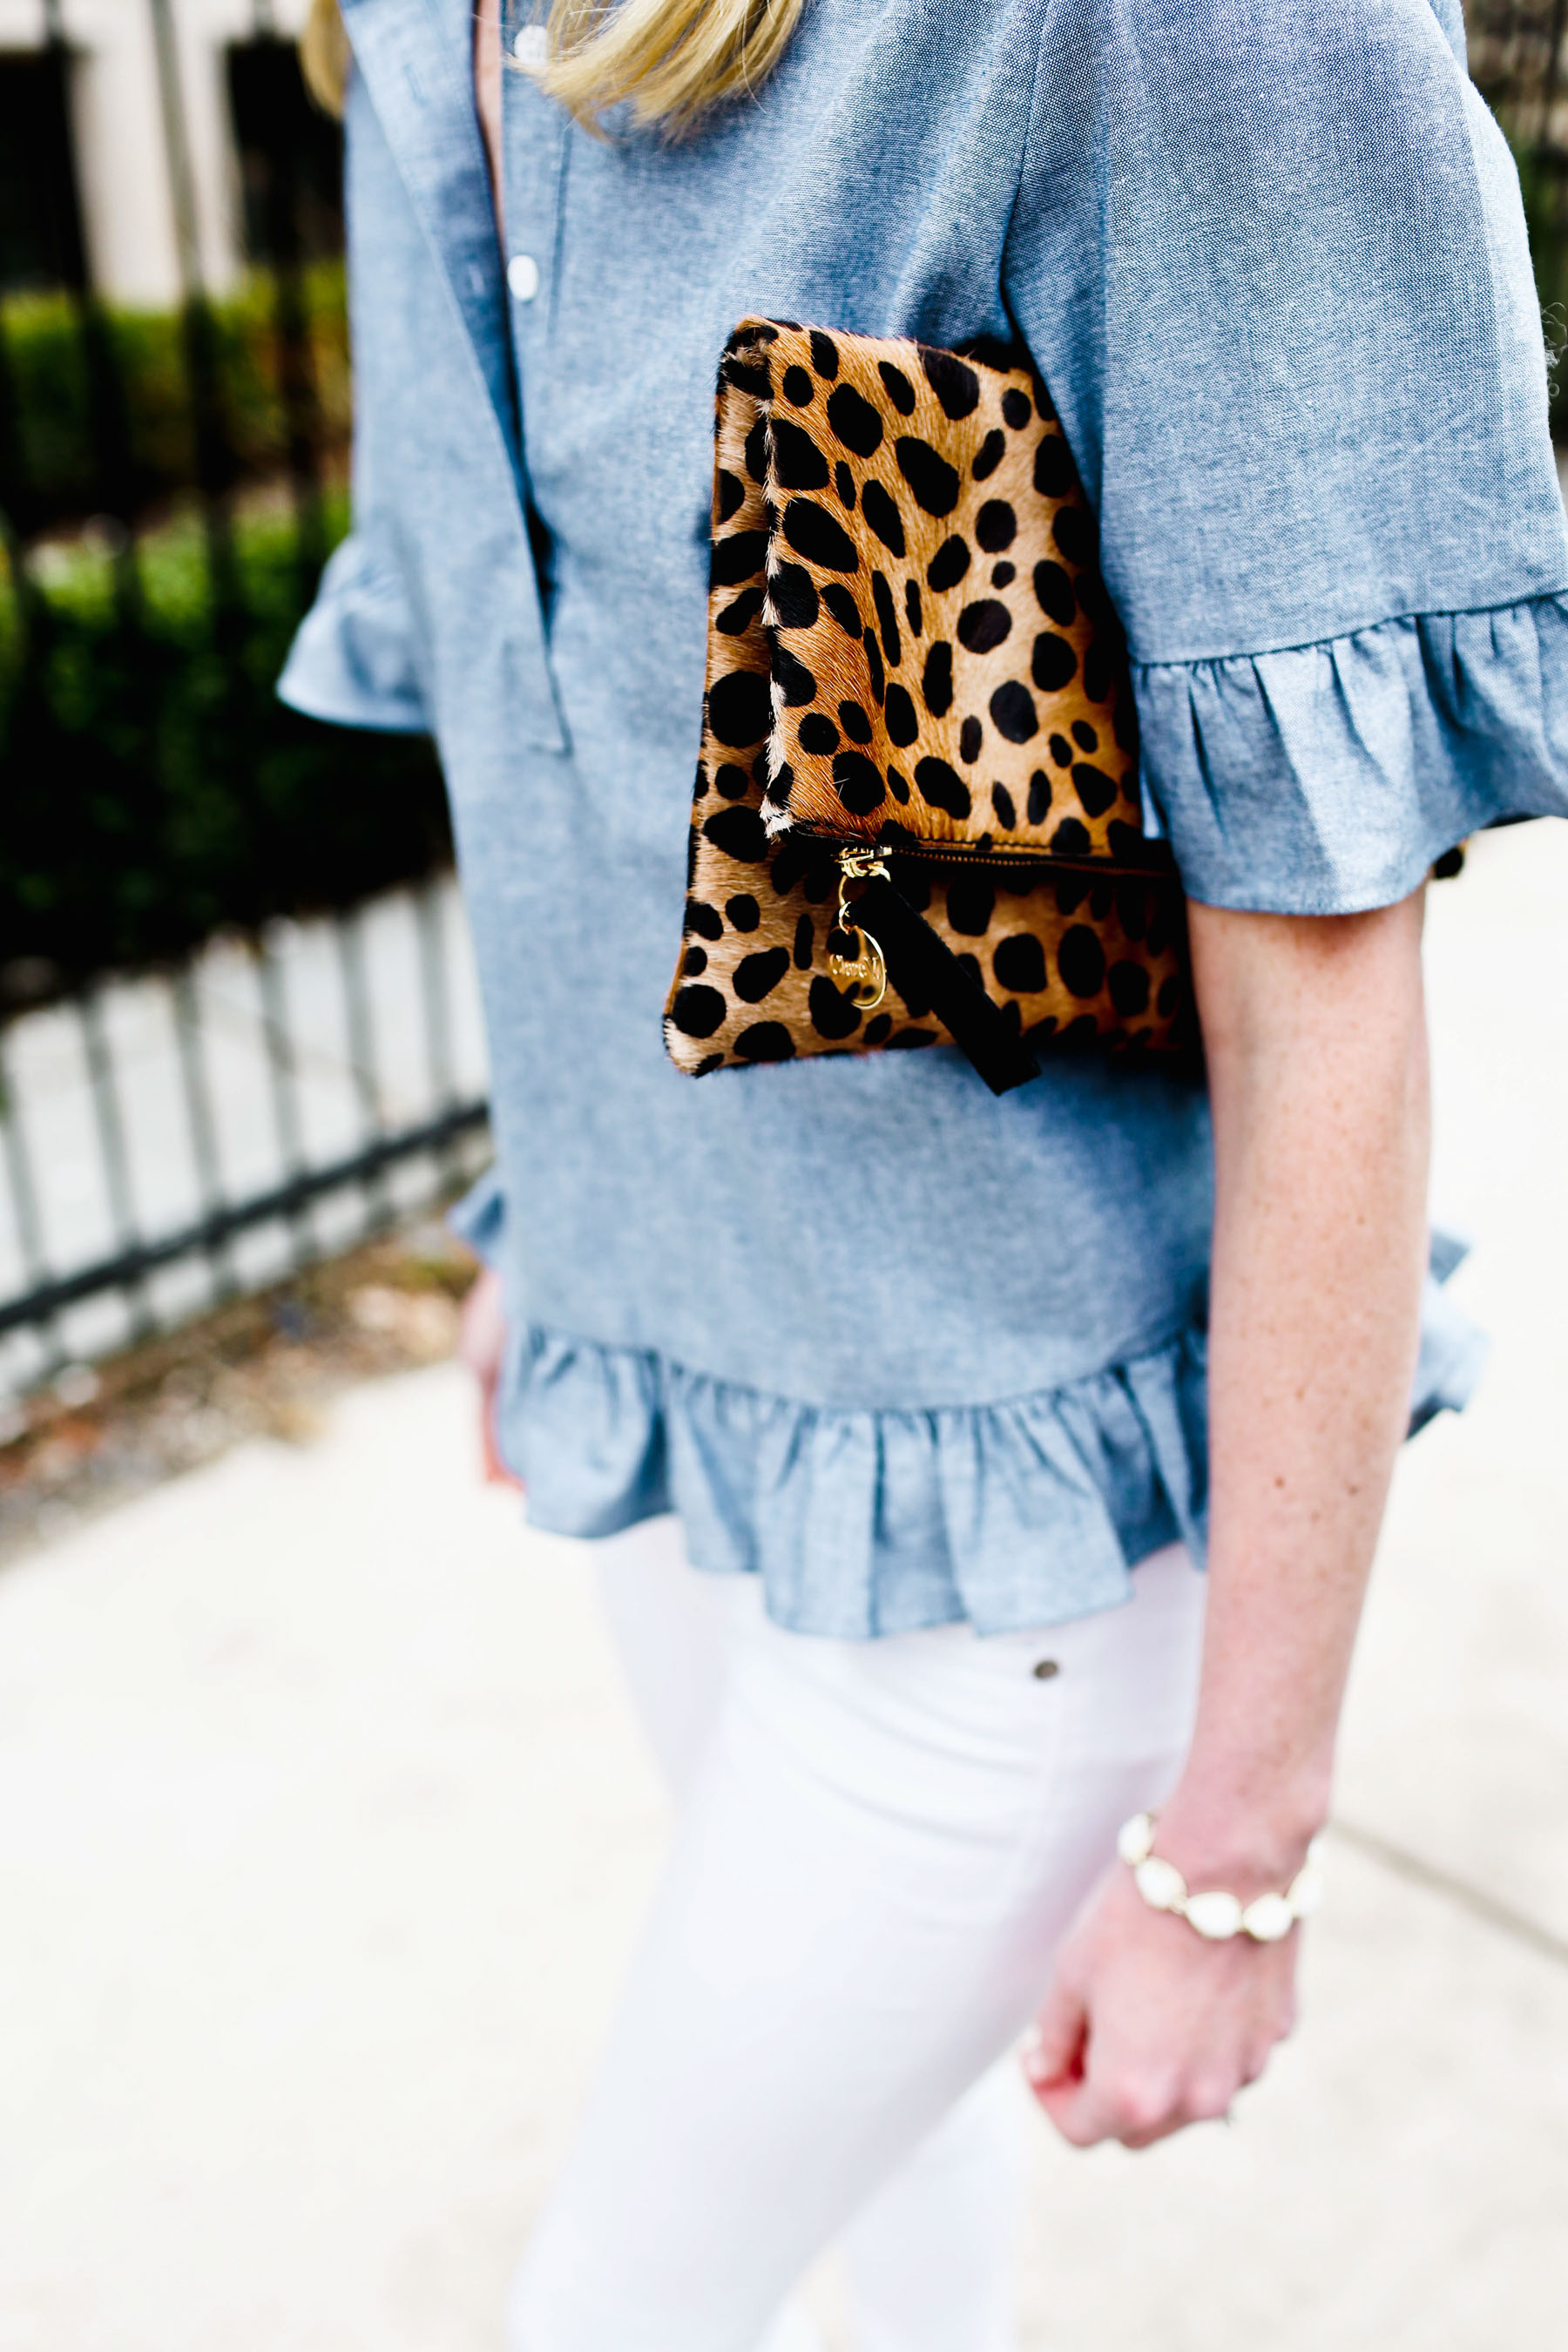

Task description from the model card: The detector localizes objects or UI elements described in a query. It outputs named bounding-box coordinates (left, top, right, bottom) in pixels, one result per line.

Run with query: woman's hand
left=1023, top=1853, right=1300, bottom=2147
left=458, top=1264, right=521, bottom=1487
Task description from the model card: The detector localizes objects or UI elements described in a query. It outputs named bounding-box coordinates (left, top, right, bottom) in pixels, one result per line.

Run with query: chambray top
left=281, top=0, right=1565, bottom=1637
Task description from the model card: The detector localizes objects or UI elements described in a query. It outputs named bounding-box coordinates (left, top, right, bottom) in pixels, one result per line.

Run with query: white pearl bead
left=1134, top=1855, right=1187, bottom=1911
left=1185, top=1889, right=1245, bottom=1939
left=1240, top=1891, right=1296, bottom=1943
left=1117, top=1812, right=1156, bottom=1867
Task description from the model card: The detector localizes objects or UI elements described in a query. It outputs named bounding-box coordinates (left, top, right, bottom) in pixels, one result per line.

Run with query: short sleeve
left=277, top=524, right=430, bottom=733
left=1003, top=0, right=1568, bottom=910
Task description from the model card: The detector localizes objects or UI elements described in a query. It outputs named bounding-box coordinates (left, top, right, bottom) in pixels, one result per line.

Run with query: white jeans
left=508, top=1518, right=1206, bottom=2352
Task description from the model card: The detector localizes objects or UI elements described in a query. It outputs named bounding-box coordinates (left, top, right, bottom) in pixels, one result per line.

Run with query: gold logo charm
left=829, top=848, right=889, bottom=1010
left=827, top=925, right=887, bottom=1010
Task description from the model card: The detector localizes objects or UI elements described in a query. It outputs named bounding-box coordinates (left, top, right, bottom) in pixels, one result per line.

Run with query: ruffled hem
left=276, top=527, right=429, bottom=734
left=479, top=1243, right=1483, bottom=1640
left=1135, top=595, right=1568, bottom=914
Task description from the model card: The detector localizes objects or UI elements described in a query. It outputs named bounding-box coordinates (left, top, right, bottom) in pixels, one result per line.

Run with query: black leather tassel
left=850, top=875, right=1040, bottom=1096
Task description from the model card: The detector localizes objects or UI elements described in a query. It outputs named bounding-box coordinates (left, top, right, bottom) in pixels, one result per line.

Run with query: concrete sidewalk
left=1, top=824, right=1565, bottom=2352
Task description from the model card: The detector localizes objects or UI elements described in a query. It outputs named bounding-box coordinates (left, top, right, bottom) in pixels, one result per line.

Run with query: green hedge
left=0, top=492, right=451, bottom=995
left=0, top=265, right=351, bottom=531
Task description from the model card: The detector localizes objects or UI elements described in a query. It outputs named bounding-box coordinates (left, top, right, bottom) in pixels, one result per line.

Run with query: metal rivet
left=1031, top=1658, right=1059, bottom=1680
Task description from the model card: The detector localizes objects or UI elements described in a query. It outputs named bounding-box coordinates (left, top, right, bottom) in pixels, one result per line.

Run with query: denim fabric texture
left=282, top=0, right=1546, bottom=1635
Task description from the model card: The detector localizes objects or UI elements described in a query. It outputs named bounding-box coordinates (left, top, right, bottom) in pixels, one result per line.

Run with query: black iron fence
left=1470, top=1, right=1568, bottom=430
left=0, top=3, right=479, bottom=1398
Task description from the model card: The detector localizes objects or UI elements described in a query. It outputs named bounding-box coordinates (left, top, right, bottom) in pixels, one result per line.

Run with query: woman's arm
left=1025, top=890, right=1430, bottom=2147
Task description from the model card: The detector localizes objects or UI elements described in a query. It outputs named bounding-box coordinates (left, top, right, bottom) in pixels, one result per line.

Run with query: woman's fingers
left=1023, top=1863, right=1298, bottom=2151
left=458, top=1266, right=522, bottom=1488
left=1019, top=1976, right=1085, bottom=2093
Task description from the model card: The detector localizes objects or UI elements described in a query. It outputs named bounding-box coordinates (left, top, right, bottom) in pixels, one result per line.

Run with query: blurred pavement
left=0, top=822, right=1565, bottom=2352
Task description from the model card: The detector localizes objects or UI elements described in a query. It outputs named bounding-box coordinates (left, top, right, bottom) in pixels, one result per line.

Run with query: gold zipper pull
left=827, top=847, right=889, bottom=1010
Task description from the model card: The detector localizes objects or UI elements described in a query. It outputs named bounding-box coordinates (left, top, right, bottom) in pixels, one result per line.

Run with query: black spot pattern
left=1048, top=733, right=1072, bottom=767
left=864, top=1012, right=894, bottom=1045
left=886, top=765, right=910, bottom=804
left=1031, top=632, right=1078, bottom=693
left=991, top=782, right=1017, bottom=829
left=1051, top=817, right=1091, bottom=858
left=957, top=599, right=1011, bottom=653
left=1071, top=762, right=1117, bottom=817
left=773, top=645, right=816, bottom=706
left=716, top=469, right=746, bottom=522
left=915, top=756, right=970, bottom=819
left=827, top=383, right=884, bottom=457
left=833, top=750, right=885, bottom=814
left=959, top=715, right=983, bottom=762
left=838, top=700, right=873, bottom=743
left=878, top=361, right=917, bottom=414
left=794, top=912, right=815, bottom=969
left=864, top=629, right=886, bottom=704
left=1058, top=926, right=1105, bottom=998
left=682, top=946, right=707, bottom=976
left=1084, top=640, right=1113, bottom=703
left=672, top=983, right=726, bottom=1037
left=821, top=584, right=862, bottom=638
left=1026, top=769, right=1051, bottom=824
left=771, top=419, right=831, bottom=490
left=771, top=564, right=819, bottom=629
left=809, top=976, right=862, bottom=1038
left=745, top=417, right=769, bottom=483
left=1052, top=507, right=1095, bottom=567
left=946, top=873, right=995, bottom=934
left=920, top=346, right=980, bottom=419
left=927, top=537, right=970, bottom=591
left=904, top=579, right=923, bottom=635
left=994, top=933, right=1046, bottom=992
left=712, top=531, right=767, bottom=587
left=707, top=670, right=771, bottom=747
left=799, top=712, right=840, bottom=754
left=686, top=897, right=723, bottom=940
left=990, top=680, right=1037, bottom=742
left=783, top=498, right=859, bottom=571
left=1001, top=388, right=1031, bottom=429
left=977, top=500, right=1016, bottom=551
left=861, top=478, right=906, bottom=557
left=972, top=428, right=1005, bottom=481
left=734, top=946, right=791, bottom=1002
left=1032, top=560, right=1075, bottom=627
left=835, top=459, right=856, bottom=510
left=990, top=561, right=1015, bottom=588
left=1108, top=961, right=1151, bottom=1017
left=782, top=364, right=814, bottom=407
left=883, top=684, right=919, bottom=746
left=725, top=893, right=760, bottom=932
left=702, top=803, right=768, bottom=862
left=872, top=571, right=902, bottom=666
left=735, top=1022, right=794, bottom=1062
left=1033, top=436, right=1076, bottom=498
left=896, top=436, right=960, bottom=517
left=1071, top=719, right=1098, bottom=752
left=717, top=586, right=764, bottom=635
left=922, top=641, right=954, bottom=716
left=809, top=330, right=840, bottom=379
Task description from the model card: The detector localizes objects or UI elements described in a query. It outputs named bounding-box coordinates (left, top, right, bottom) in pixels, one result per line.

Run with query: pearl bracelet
left=1116, top=1812, right=1327, bottom=1943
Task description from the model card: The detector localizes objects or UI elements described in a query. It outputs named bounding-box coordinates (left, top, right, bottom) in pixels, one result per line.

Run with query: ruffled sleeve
left=277, top=525, right=429, bottom=733
left=1003, top=0, right=1568, bottom=911
left=1134, top=596, right=1568, bottom=912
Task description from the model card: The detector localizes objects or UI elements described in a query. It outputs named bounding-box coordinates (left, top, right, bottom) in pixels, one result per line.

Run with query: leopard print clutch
left=663, top=320, right=1196, bottom=1094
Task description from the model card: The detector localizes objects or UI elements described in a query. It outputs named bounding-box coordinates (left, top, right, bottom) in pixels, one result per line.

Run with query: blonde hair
left=297, top=0, right=803, bottom=133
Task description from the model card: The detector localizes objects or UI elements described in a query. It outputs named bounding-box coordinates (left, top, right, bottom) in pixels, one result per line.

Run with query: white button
left=511, top=23, right=547, bottom=66
left=507, top=252, right=541, bottom=302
